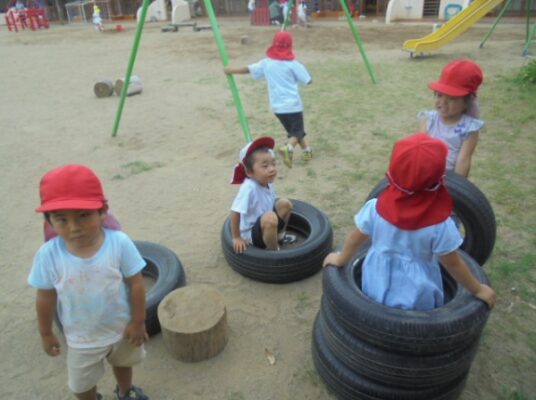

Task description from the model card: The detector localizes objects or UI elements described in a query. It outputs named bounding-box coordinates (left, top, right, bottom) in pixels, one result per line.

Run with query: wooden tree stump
left=157, top=285, right=228, bottom=362
left=114, top=75, right=142, bottom=96
left=93, top=80, right=114, bottom=98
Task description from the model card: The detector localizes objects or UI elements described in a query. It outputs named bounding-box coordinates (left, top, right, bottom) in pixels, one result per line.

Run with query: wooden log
left=157, top=285, right=228, bottom=362
left=94, top=80, right=114, bottom=98
left=114, top=75, right=142, bottom=96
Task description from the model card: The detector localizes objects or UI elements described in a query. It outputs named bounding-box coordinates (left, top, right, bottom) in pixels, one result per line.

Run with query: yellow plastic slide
left=403, top=0, right=503, bottom=54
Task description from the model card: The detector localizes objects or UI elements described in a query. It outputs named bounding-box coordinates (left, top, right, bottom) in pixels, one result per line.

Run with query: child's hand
left=41, top=333, right=61, bottom=357
left=233, top=237, right=248, bottom=254
left=323, top=252, right=343, bottom=268
left=474, top=284, right=496, bottom=310
left=124, top=321, right=149, bottom=347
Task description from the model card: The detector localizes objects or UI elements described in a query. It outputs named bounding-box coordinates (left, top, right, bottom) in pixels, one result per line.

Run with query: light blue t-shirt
left=418, top=110, right=484, bottom=170
left=28, top=229, right=146, bottom=348
left=248, top=58, right=312, bottom=114
left=356, top=199, right=463, bottom=311
left=231, top=177, right=276, bottom=242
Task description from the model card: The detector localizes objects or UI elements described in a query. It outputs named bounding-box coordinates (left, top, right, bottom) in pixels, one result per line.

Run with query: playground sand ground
left=0, top=17, right=533, bottom=400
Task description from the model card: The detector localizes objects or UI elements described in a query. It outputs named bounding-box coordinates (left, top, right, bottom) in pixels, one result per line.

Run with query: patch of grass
left=120, top=161, right=164, bottom=176
left=499, top=386, right=536, bottom=400
left=225, top=391, right=246, bottom=400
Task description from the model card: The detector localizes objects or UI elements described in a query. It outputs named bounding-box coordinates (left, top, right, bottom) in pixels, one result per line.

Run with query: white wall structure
left=385, top=0, right=470, bottom=23
left=385, top=0, right=425, bottom=23
left=171, top=0, right=191, bottom=23
left=136, top=0, right=167, bottom=22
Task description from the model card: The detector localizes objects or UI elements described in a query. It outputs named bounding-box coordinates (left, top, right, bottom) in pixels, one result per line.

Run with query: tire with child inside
left=222, top=136, right=333, bottom=283
left=316, top=133, right=496, bottom=399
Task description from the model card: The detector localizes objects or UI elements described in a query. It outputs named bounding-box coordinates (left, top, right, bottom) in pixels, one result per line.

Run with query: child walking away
left=28, top=165, right=149, bottom=400
left=224, top=32, right=313, bottom=168
left=419, top=59, right=484, bottom=177
left=230, top=136, right=296, bottom=253
left=92, top=4, right=103, bottom=32
left=323, top=133, right=496, bottom=311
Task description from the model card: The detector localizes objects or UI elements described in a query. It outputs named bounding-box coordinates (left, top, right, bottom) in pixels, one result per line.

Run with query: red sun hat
left=36, top=164, right=107, bottom=212
left=231, top=136, right=275, bottom=184
left=428, top=59, right=483, bottom=97
left=266, top=32, right=295, bottom=61
left=376, top=132, right=453, bottom=230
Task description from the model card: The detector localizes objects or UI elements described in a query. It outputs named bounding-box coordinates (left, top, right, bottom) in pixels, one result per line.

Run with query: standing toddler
left=28, top=164, right=149, bottom=400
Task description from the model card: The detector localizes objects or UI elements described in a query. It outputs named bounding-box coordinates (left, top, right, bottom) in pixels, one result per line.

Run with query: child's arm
left=323, top=228, right=369, bottom=268
left=124, top=272, right=148, bottom=346
left=418, top=116, right=428, bottom=133
left=36, top=288, right=61, bottom=356
left=230, top=211, right=248, bottom=254
left=454, top=132, right=479, bottom=177
left=224, top=66, right=250, bottom=75
left=440, top=250, right=496, bottom=309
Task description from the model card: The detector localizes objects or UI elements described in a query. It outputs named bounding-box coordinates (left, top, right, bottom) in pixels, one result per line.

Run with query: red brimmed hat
left=428, top=59, right=483, bottom=97
left=36, top=164, right=107, bottom=212
left=376, top=133, right=453, bottom=230
left=266, top=32, right=295, bottom=61
left=231, top=136, right=275, bottom=184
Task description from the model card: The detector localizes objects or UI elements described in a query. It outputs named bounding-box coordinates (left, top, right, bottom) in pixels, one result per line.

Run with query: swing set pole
left=111, top=0, right=150, bottom=137
left=281, top=0, right=295, bottom=31
left=339, top=0, right=377, bottom=83
left=479, top=0, right=513, bottom=48
left=204, top=0, right=252, bottom=143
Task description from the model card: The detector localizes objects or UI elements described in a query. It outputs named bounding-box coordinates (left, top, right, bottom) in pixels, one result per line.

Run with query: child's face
left=48, top=209, right=105, bottom=249
left=246, top=151, right=277, bottom=186
left=434, top=92, right=467, bottom=121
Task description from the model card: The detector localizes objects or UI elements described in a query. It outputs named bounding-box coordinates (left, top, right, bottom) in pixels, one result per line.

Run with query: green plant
left=514, top=59, right=536, bottom=86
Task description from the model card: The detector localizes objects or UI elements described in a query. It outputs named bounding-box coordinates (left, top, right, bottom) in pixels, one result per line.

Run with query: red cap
left=36, top=164, right=106, bottom=212
left=428, top=59, right=483, bottom=97
left=231, top=136, right=275, bottom=184
left=266, top=32, right=295, bottom=61
left=376, top=133, right=453, bottom=230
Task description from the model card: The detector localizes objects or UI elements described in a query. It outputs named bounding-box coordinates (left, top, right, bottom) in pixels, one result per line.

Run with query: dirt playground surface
left=0, top=16, right=532, bottom=400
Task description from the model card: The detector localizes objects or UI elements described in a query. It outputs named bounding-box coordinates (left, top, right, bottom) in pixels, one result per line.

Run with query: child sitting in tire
left=230, top=136, right=295, bottom=253
left=28, top=164, right=150, bottom=400
left=323, top=133, right=496, bottom=311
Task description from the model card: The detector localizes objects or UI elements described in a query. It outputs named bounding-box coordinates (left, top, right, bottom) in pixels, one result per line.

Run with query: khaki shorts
left=67, top=338, right=145, bottom=394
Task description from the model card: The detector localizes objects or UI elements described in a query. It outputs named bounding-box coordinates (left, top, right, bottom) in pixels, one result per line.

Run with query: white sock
left=287, top=144, right=294, bottom=152
left=278, top=231, right=286, bottom=241
left=303, top=147, right=311, bottom=152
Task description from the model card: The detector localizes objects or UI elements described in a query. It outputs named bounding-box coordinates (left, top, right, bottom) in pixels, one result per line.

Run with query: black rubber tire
left=312, top=314, right=469, bottom=400
left=317, top=300, right=480, bottom=389
left=365, top=171, right=496, bottom=265
left=323, top=250, right=491, bottom=355
left=135, top=241, right=186, bottom=336
left=221, top=199, right=333, bottom=283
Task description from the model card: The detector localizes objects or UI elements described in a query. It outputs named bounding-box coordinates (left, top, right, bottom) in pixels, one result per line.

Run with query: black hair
left=43, top=207, right=107, bottom=224
left=243, top=146, right=273, bottom=173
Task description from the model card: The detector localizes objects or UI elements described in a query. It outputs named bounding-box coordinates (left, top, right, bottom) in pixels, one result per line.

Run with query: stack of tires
left=312, top=173, right=496, bottom=400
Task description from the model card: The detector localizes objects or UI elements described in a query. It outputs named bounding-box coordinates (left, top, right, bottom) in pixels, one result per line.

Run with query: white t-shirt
left=231, top=177, right=276, bottom=242
left=248, top=58, right=312, bottom=114
left=28, top=229, right=146, bottom=348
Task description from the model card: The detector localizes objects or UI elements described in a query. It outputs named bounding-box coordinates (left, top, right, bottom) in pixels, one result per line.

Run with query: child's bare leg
left=260, top=212, right=279, bottom=250
left=287, top=136, right=299, bottom=148
left=275, top=198, right=293, bottom=231
left=297, top=138, right=309, bottom=150
left=74, top=387, right=99, bottom=400
left=113, top=366, right=133, bottom=396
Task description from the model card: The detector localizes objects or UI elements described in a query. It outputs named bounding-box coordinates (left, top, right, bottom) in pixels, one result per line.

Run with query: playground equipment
left=480, top=0, right=535, bottom=56
left=403, top=0, right=503, bottom=55
left=4, top=0, right=49, bottom=32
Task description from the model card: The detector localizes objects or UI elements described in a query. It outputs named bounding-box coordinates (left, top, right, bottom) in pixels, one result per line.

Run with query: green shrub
left=515, top=59, right=536, bottom=85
